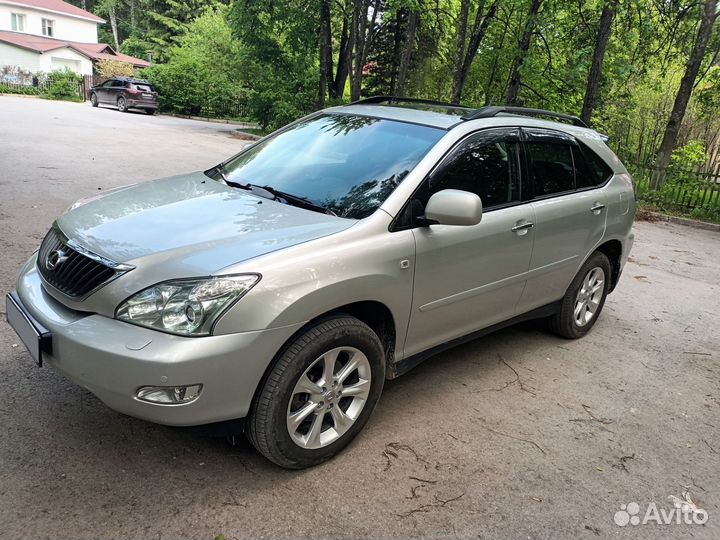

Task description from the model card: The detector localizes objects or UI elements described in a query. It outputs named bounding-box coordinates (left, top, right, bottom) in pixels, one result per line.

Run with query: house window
left=11, top=13, right=26, bottom=32
left=42, top=18, right=54, bottom=37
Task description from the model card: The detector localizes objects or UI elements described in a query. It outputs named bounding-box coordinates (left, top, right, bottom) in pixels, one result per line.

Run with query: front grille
left=37, top=227, right=120, bottom=298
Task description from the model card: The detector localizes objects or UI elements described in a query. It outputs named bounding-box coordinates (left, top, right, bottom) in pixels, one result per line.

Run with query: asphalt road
left=1, top=96, right=719, bottom=539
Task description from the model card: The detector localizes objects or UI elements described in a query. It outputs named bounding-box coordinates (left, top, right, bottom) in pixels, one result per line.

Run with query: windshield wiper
left=259, top=185, right=337, bottom=216
left=224, top=181, right=336, bottom=216
left=207, top=163, right=230, bottom=182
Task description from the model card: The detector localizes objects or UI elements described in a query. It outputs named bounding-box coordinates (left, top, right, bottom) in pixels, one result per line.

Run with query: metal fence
left=627, top=162, right=720, bottom=212
left=197, top=99, right=251, bottom=120
left=0, top=80, right=49, bottom=94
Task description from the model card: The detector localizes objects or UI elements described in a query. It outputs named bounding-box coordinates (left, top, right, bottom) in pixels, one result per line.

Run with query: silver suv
left=7, top=98, right=635, bottom=468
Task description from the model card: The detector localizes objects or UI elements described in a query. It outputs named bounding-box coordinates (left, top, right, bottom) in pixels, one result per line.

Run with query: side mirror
left=241, top=141, right=255, bottom=150
left=423, top=189, right=483, bottom=226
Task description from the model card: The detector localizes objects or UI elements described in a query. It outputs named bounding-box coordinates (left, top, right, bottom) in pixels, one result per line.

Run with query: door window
left=526, top=141, right=575, bottom=196
left=429, top=130, right=521, bottom=209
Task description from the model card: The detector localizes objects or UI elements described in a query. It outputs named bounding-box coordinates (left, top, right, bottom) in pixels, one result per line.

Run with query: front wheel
left=247, top=316, right=385, bottom=469
left=117, top=96, right=128, bottom=113
left=549, top=251, right=611, bottom=339
left=90, top=92, right=98, bottom=107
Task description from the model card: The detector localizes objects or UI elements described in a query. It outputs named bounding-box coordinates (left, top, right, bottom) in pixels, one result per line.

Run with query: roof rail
left=351, top=96, right=473, bottom=113
left=462, top=106, right=588, bottom=128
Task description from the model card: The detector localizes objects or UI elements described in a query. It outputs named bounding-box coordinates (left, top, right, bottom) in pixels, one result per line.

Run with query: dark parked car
left=89, top=77, right=159, bottom=114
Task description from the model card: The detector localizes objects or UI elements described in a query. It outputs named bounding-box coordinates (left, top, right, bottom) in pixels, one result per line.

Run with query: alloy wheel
left=574, top=266, right=605, bottom=327
left=286, top=346, right=371, bottom=450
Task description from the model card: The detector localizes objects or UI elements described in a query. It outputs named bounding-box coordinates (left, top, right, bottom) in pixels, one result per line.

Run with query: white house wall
left=0, top=4, right=98, bottom=43
left=0, top=40, right=39, bottom=71
left=0, top=43, right=93, bottom=75
left=39, top=46, right=92, bottom=74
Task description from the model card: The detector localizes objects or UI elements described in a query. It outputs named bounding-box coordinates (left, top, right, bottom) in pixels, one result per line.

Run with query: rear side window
left=429, top=129, right=521, bottom=209
left=526, top=141, right=575, bottom=196
left=577, top=144, right=613, bottom=187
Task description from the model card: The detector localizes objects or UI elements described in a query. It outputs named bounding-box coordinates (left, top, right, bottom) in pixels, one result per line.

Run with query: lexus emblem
left=45, top=249, right=68, bottom=271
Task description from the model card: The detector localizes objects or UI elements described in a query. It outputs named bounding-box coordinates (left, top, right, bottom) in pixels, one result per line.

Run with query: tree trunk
left=452, top=0, right=499, bottom=104
left=506, top=0, right=543, bottom=104
left=580, top=1, right=617, bottom=125
left=451, top=0, right=471, bottom=104
left=350, top=0, right=370, bottom=101
left=396, top=10, right=419, bottom=97
left=389, top=8, right=404, bottom=95
left=333, top=12, right=350, bottom=99
left=109, top=6, right=120, bottom=50
left=654, top=0, right=718, bottom=183
left=319, top=0, right=333, bottom=105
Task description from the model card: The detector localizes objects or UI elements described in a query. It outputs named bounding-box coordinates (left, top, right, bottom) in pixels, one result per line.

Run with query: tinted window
left=430, top=131, right=521, bottom=208
left=579, top=144, right=613, bottom=187
left=527, top=142, right=575, bottom=196
left=111, top=80, right=125, bottom=87
left=220, top=114, right=444, bottom=219
left=134, top=83, right=154, bottom=92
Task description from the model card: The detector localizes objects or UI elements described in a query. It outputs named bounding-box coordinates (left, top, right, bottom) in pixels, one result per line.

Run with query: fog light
left=136, top=384, right=202, bottom=404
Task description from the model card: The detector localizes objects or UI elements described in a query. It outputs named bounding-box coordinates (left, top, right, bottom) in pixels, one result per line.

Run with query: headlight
left=116, top=274, right=260, bottom=336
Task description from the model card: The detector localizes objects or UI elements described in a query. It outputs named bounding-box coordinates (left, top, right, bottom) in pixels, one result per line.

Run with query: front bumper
left=10, top=255, right=303, bottom=426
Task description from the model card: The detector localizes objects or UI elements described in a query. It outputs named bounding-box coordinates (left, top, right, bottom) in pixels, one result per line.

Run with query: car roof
left=328, top=99, right=601, bottom=136
left=324, top=98, right=621, bottom=172
left=326, top=104, right=463, bottom=130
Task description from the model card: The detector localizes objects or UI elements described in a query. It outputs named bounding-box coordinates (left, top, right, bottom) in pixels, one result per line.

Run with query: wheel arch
left=595, top=239, right=623, bottom=292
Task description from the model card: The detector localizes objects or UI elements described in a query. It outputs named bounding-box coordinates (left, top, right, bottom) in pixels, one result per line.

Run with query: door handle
left=511, top=221, right=534, bottom=234
left=590, top=203, right=606, bottom=213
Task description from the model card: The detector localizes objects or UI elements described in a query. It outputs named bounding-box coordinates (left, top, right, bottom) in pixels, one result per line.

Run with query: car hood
left=56, top=172, right=356, bottom=275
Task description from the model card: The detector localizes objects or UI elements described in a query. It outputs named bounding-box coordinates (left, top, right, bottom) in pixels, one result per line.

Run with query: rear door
left=517, top=128, right=607, bottom=312
left=106, top=80, right=126, bottom=103
left=402, top=128, right=536, bottom=357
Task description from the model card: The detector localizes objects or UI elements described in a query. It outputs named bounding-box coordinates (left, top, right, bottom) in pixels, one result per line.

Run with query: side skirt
left=387, top=301, right=561, bottom=379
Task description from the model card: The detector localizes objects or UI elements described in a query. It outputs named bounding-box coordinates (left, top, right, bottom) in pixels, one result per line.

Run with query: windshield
left=217, top=114, right=444, bottom=219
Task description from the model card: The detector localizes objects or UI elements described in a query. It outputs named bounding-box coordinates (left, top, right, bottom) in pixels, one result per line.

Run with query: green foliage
left=670, top=141, right=707, bottom=169
left=41, top=70, right=82, bottom=101
left=142, top=6, right=248, bottom=116
left=688, top=206, right=720, bottom=223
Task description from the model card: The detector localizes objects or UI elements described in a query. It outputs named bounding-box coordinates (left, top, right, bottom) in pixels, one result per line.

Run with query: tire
left=146, top=109, right=156, bottom=115
left=549, top=251, right=612, bottom=339
left=90, top=93, right=98, bottom=107
left=247, top=316, right=385, bottom=469
left=117, top=96, right=128, bottom=113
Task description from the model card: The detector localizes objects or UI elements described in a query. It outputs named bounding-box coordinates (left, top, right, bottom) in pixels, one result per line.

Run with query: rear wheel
left=90, top=93, right=98, bottom=107
left=117, top=96, right=128, bottom=113
left=549, top=251, right=611, bottom=339
left=247, top=316, right=385, bottom=469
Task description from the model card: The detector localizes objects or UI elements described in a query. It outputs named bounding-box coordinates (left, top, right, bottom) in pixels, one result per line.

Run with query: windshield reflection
left=220, top=114, right=444, bottom=219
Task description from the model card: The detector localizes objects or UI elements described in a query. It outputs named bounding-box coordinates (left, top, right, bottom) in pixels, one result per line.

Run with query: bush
left=42, top=70, right=82, bottom=101
left=95, top=59, right=135, bottom=79
left=141, top=7, right=249, bottom=118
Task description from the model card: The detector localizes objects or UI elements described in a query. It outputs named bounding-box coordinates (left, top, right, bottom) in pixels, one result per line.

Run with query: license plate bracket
left=6, top=292, right=52, bottom=367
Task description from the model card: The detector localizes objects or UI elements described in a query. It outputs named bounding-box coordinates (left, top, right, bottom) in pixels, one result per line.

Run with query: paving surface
left=0, top=96, right=718, bottom=539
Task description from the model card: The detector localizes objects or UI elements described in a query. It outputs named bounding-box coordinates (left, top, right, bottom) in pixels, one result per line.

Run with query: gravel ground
left=0, top=96, right=718, bottom=539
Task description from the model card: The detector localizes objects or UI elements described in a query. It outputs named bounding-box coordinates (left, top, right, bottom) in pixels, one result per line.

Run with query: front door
left=403, top=128, right=535, bottom=358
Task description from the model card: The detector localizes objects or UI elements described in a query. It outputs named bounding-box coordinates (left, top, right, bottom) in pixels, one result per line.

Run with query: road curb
left=644, top=211, right=720, bottom=232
